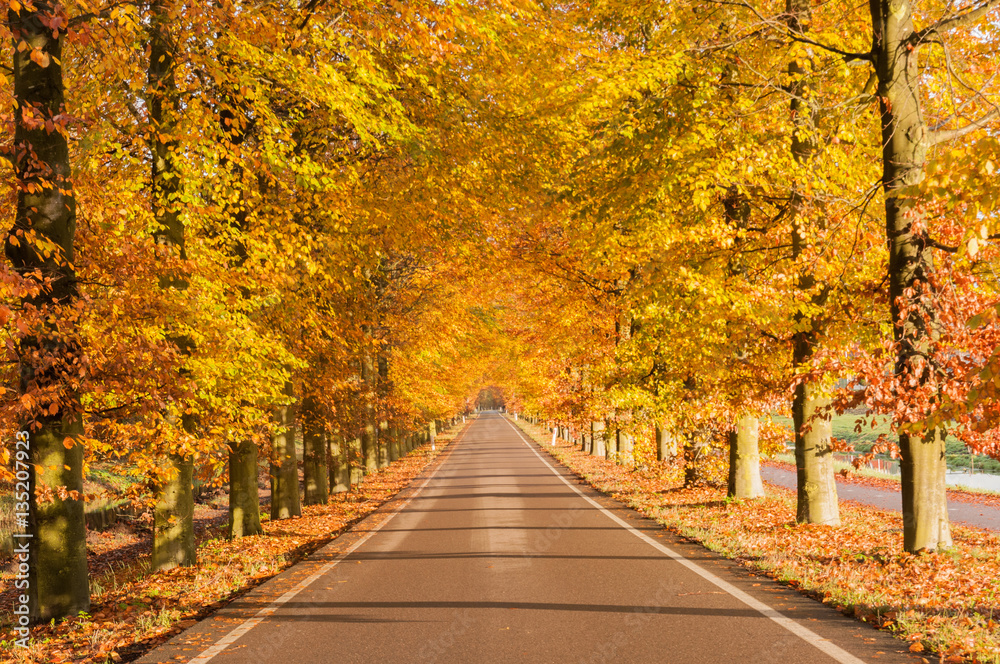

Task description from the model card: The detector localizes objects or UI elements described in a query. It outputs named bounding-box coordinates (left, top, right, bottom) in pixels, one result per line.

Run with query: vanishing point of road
left=138, top=413, right=920, bottom=664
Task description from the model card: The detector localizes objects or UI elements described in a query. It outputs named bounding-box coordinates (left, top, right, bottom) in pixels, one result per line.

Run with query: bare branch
left=787, top=32, right=873, bottom=63
left=912, top=0, right=1000, bottom=42
left=929, top=108, right=1000, bottom=145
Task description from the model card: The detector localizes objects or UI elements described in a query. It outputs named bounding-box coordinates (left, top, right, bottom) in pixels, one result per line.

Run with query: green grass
left=771, top=413, right=1000, bottom=474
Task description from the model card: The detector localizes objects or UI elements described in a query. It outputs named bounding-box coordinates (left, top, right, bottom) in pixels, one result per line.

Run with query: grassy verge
left=513, top=417, right=1000, bottom=664
left=771, top=413, right=1000, bottom=475
left=0, top=422, right=468, bottom=664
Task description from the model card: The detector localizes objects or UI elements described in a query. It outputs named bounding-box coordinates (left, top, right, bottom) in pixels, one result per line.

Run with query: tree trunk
left=683, top=431, right=707, bottom=488
left=901, top=429, right=950, bottom=551
left=27, top=422, right=89, bottom=621
left=388, top=426, right=400, bottom=462
left=328, top=434, right=350, bottom=494
left=591, top=421, right=606, bottom=457
left=152, top=453, right=196, bottom=570
left=656, top=426, right=676, bottom=462
left=377, top=355, right=391, bottom=469
left=617, top=430, right=633, bottom=466
left=727, top=415, right=765, bottom=499
left=348, top=435, right=364, bottom=487
left=428, top=420, right=437, bottom=443
left=360, top=353, right=378, bottom=475
left=870, top=0, right=951, bottom=552
left=786, top=0, right=840, bottom=526
left=302, top=403, right=329, bottom=506
left=270, top=380, right=301, bottom=519
left=793, top=385, right=840, bottom=524
left=228, top=440, right=262, bottom=538
left=605, top=421, right=618, bottom=459
left=147, top=0, right=196, bottom=569
left=378, top=421, right=390, bottom=469
left=6, top=1, right=90, bottom=621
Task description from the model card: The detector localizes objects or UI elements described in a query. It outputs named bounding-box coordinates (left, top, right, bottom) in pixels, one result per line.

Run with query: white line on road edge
left=185, top=430, right=467, bottom=664
left=502, top=416, right=868, bottom=664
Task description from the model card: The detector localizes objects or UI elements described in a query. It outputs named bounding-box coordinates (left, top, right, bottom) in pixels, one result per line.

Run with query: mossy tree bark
left=270, top=380, right=301, bottom=519
left=727, top=415, right=765, bottom=499
left=6, top=0, right=90, bottom=621
left=228, top=440, right=262, bottom=538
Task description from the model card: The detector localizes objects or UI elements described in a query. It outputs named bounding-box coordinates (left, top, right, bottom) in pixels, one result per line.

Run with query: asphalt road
left=138, top=413, right=920, bottom=664
left=760, top=465, right=1000, bottom=531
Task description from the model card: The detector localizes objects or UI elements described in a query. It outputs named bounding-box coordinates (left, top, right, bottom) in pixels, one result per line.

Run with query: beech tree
left=5, top=0, right=90, bottom=620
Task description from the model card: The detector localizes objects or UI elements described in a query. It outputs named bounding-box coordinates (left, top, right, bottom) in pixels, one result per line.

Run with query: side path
left=138, top=413, right=920, bottom=664
left=760, top=465, right=1000, bottom=531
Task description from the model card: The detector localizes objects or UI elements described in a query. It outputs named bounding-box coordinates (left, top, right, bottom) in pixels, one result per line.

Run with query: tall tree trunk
left=328, top=434, right=350, bottom=494
left=270, top=380, right=301, bottom=519
left=148, top=0, right=196, bottom=569
left=378, top=421, right=389, bottom=469
left=6, top=1, right=90, bottom=620
left=302, top=398, right=329, bottom=506
left=870, top=0, right=950, bottom=551
left=786, top=0, right=840, bottom=525
left=228, top=440, right=262, bottom=538
left=360, top=352, right=378, bottom=475
left=217, top=67, right=260, bottom=540
left=727, top=415, right=765, bottom=499
left=377, top=355, right=390, bottom=469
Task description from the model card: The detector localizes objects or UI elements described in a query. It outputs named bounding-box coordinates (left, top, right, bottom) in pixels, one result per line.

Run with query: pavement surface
left=137, top=413, right=921, bottom=664
left=760, top=465, right=1000, bottom=531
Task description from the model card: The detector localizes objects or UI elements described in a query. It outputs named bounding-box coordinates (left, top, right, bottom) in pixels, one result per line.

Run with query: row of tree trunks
left=236, top=414, right=442, bottom=536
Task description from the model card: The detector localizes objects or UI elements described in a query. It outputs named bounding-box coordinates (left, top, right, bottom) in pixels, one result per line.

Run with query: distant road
left=139, top=414, right=918, bottom=664
left=761, top=465, right=1000, bottom=531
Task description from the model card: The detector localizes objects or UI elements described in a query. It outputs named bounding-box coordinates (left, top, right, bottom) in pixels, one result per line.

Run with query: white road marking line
left=186, top=429, right=467, bottom=664
left=502, top=416, right=869, bottom=664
